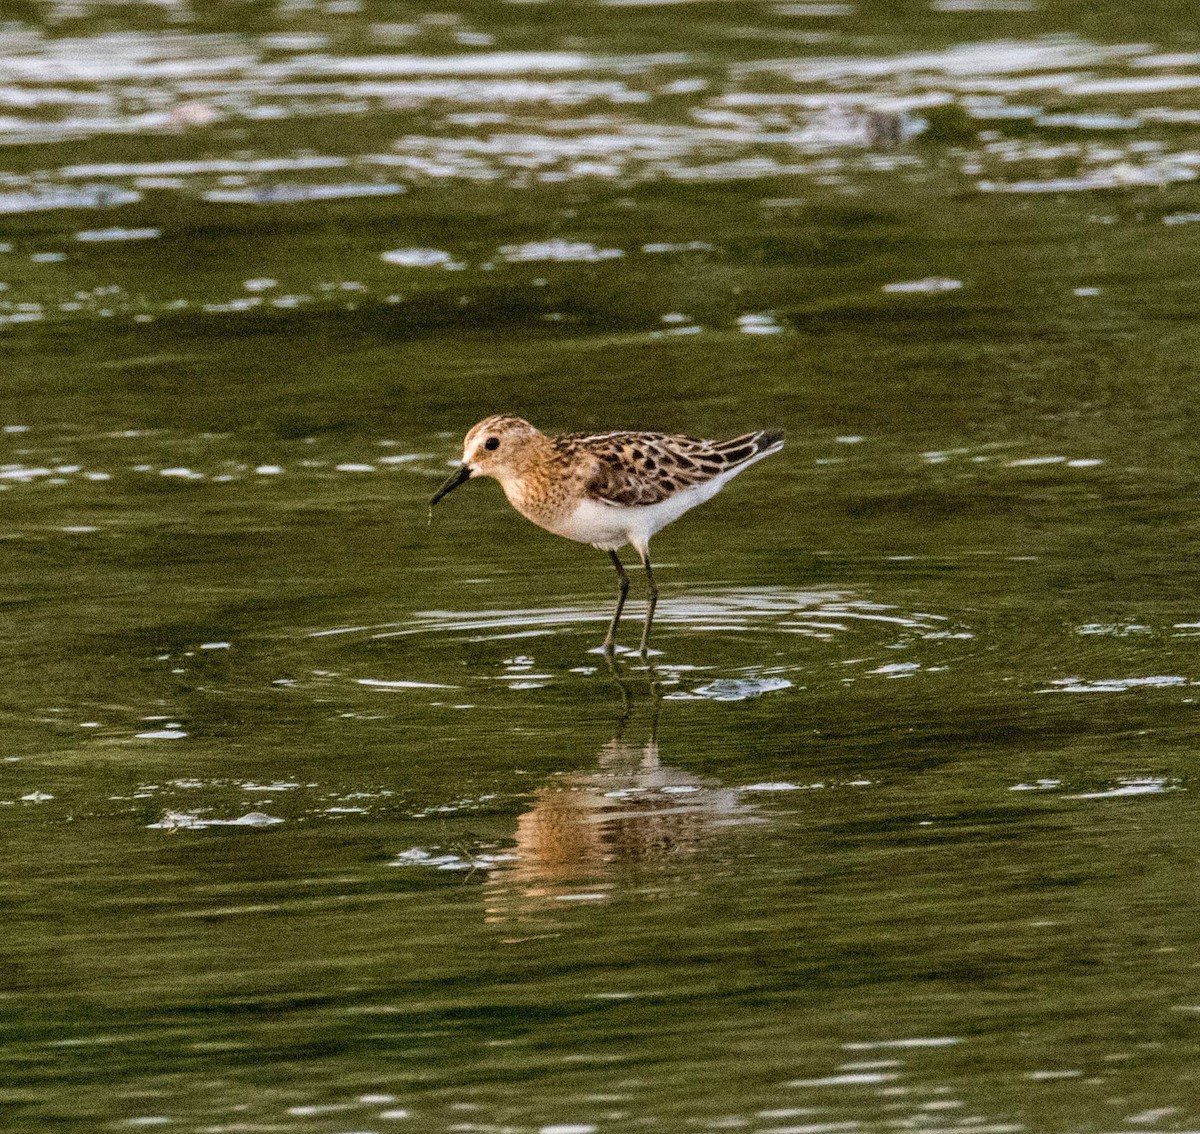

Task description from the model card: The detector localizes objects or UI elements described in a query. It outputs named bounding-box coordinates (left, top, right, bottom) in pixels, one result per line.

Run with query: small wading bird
left=430, top=415, right=784, bottom=654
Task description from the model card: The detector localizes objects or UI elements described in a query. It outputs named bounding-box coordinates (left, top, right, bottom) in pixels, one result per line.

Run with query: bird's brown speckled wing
left=555, top=429, right=783, bottom=507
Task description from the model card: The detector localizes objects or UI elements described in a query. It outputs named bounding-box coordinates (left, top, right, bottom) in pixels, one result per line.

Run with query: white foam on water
left=356, top=678, right=459, bottom=689
left=62, top=156, right=349, bottom=178
left=203, top=183, right=405, bottom=204
left=275, top=51, right=606, bottom=76
left=1043, top=675, right=1189, bottom=693
left=148, top=811, right=283, bottom=829
left=932, top=0, right=1037, bottom=9
left=381, top=247, right=463, bottom=268
left=774, top=2, right=857, bottom=13
left=642, top=240, right=715, bottom=252
left=789, top=1072, right=901, bottom=1086
left=1064, top=778, right=1179, bottom=800
left=979, top=164, right=1198, bottom=193
left=870, top=661, right=920, bottom=676
left=0, top=186, right=142, bottom=213
left=737, top=312, right=785, bottom=333
left=498, top=239, right=623, bottom=262
left=389, top=846, right=518, bottom=870
left=882, top=277, right=963, bottom=293
left=673, top=677, right=794, bottom=701
left=75, top=227, right=161, bottom=241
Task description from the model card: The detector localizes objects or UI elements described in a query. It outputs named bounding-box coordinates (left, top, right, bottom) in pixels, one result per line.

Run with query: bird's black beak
left=430, top=464, right=472, bottom=507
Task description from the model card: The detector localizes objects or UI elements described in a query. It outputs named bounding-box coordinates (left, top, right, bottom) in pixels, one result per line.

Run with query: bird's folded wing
left=567, top=431, right=774, bottom=507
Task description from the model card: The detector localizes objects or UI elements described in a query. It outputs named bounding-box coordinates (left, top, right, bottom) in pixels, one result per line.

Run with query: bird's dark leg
left=637, top=548, right=658, bottom=656
left=603, top=550, right=630, bottom=653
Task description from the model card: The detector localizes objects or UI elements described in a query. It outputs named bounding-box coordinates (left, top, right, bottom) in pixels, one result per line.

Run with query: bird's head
left=430, top=415, right=542, bottom=506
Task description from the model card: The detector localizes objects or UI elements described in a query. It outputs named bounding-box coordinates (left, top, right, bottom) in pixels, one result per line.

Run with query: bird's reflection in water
left=483, top=664, right=764, bottom=921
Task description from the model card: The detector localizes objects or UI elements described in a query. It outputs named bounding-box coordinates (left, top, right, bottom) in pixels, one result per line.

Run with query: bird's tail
left=712, top=429, right=785, bottom=468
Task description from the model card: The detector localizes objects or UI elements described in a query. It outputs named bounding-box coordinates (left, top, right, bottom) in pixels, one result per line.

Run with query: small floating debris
left=882, top=277, right=963, bottom=293
left=20, top=792, right=54, bottom=802
left=136, top=728, right=188, bottom=739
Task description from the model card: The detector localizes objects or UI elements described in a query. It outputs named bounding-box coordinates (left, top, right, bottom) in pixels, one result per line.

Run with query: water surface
left=4, top=2, right=1200, bottom=1132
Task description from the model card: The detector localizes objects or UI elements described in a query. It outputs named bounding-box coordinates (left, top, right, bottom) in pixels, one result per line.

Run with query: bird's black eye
left=484, top=437, right=500, bottom=451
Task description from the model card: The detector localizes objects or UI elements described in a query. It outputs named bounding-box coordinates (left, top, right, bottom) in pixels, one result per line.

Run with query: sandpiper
left=430, top=415, right=784, bottom=653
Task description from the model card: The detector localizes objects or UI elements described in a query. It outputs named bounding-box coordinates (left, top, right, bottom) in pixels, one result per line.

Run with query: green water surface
left=3, top=2, right=1200, bottom=1131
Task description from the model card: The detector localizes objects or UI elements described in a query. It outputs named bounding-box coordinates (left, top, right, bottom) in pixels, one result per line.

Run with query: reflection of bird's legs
left=602, top=550, right=630, bottom=654
left=647, top=667, right=662, bottom=738
left=641, top=696, right=661, bottom=770
left=602, top=646, right=633, bottom=723
left=637, top=548, right=658, bottom=656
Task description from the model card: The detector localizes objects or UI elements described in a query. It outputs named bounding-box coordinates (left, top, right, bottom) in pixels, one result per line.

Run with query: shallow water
left=5, top=2, right=1200, bottom=1132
